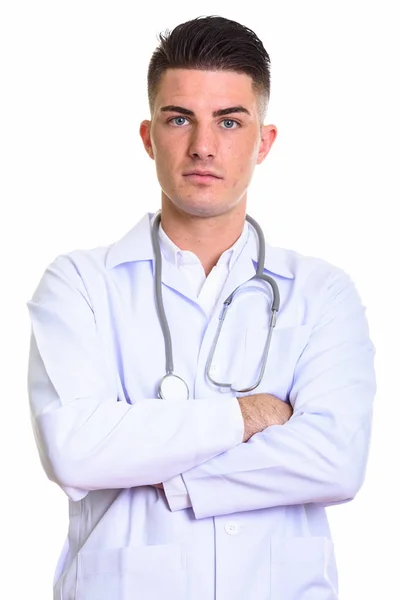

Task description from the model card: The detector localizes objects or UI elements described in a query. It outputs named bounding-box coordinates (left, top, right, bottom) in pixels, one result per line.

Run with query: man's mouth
left=183, top=171, right=223, bottom=183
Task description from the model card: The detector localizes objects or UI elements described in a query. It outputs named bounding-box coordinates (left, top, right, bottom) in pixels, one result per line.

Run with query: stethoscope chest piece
left=158, top=373, right=190, bottom=401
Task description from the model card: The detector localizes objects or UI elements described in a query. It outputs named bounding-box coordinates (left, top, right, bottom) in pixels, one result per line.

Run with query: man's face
left=140, top=69, right=277, bottom=218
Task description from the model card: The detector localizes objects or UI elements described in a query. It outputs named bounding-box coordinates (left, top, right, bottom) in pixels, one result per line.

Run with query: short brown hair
left=147, top=16, right=271, bottom=119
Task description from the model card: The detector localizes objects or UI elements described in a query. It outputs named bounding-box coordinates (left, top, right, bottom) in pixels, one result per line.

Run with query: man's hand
left=238, top=393, right=293, bottom=442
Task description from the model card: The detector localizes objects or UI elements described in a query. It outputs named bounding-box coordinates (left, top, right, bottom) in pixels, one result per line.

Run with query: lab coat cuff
left=229, top=395, right=245, bottom=444
left=163, top=474, right=192, bottom=511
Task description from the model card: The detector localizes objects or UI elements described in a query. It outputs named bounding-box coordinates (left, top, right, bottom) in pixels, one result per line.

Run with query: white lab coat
left=27, top=213, right=376, bottom=600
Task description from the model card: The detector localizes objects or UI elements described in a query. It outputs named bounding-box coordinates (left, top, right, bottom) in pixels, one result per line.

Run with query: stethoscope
left=150, top=211, right=280, bottom=401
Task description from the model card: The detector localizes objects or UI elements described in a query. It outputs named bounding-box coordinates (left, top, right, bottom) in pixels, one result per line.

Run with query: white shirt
left=158, top=220, right=249, bottom=316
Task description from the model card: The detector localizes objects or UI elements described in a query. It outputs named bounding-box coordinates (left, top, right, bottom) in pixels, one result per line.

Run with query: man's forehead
left=155, top=69, right=258, bottom=112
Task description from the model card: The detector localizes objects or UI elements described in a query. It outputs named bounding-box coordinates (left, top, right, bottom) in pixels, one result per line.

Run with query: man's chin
left=178, top=205, right=230, bottom=219
left=169, top=197, right=240, bottom=219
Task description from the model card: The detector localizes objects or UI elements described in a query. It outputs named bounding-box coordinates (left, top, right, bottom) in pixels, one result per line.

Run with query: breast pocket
left=75, top=543, right=186, bottom=600
left=235, top=324, right=311, bottom=399
left=270, top=537, right=338, bottom=600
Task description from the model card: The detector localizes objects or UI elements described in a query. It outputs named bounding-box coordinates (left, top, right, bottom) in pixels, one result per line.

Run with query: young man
left=27, top=16, right=376, bottom=600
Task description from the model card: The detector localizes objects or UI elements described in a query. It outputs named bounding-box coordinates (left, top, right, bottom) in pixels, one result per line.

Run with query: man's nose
left=188, top=124, right=217, bottom=160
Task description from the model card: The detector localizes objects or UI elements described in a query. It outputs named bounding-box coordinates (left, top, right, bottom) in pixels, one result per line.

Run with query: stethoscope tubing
left=151, top=211, right=280, bottom=399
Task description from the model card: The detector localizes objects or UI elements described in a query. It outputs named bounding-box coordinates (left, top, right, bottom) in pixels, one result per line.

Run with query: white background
left=1, top=1, right=398, bottom=598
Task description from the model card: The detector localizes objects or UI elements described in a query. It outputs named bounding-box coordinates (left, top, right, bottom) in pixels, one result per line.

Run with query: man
left=27, top=15, right=376, bottom=600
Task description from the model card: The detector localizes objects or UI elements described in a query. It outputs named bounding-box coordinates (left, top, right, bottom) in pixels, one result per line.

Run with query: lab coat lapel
left=152, top=257, right=199, bottom=304
left=217, top=250, right=257, bottom=310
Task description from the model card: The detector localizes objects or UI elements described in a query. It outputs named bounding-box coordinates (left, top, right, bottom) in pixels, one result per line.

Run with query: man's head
left=140, top=16, right=277, bottom=220
left=147, top=15, right=271, bottom=122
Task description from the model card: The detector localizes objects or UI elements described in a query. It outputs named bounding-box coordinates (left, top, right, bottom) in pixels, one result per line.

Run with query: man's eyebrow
left=213, top=106, right=250, bottom=117
left=160, top=105, right=251, bottom=117
left=160, top=105, right=195, bottom=116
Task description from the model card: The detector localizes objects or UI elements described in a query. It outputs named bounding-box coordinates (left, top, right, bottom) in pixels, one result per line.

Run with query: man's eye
left=221, top=119, right=239, bottom=129
left=170, top=117, right=189, bottom=126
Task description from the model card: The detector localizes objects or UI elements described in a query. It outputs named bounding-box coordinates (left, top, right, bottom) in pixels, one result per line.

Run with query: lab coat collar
left=106, top=213, right=154, bottom=268
left=105, top=212, right=295, bottom=280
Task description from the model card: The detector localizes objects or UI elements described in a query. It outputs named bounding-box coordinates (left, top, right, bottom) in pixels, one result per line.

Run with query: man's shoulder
left=45, top=243, right=111, bottom=280
left=265, top=242, right=350, bottom=286
left=43, top=213, right=152, bottom=282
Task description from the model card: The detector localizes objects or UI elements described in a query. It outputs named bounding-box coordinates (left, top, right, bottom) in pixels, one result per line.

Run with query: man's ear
left=139, top=120, right=154, bottom=159
left=256, top=124, right=278, bottom=165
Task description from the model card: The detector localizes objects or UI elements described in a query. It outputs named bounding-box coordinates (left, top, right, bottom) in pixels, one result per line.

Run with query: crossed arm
left=27, top=254, right=376, bottom=516
left=151, top=392, right=293, bottom=490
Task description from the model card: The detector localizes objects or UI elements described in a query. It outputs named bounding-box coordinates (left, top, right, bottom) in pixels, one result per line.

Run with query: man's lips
left=183, top=171, right=223, bottom=183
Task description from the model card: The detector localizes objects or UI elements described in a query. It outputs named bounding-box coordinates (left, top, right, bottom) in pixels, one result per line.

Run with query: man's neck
left=160, top=199, right=247, bottom=276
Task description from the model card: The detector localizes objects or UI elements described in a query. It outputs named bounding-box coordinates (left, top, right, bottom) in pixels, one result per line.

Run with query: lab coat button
left=224, top=522, right=240, bottom=535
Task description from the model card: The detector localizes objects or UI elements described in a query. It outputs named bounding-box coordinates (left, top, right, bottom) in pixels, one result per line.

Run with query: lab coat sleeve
left=163, top=475, right=192, bottom=510
left=177, top=268, right=376, bottom=519
left=26, top=254, right=244, bottom=501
